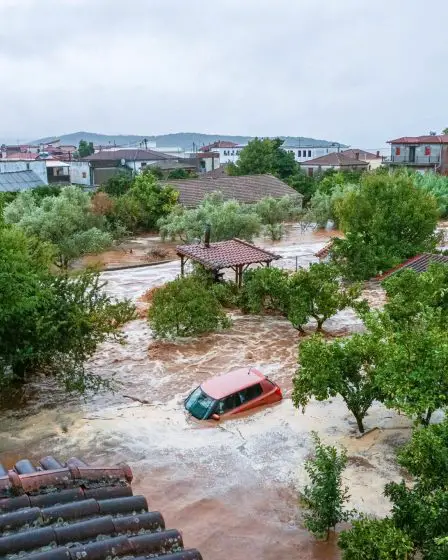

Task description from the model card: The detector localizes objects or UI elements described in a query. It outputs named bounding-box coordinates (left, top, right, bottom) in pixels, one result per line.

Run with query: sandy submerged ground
left=0, top=225, right=414, bottom=559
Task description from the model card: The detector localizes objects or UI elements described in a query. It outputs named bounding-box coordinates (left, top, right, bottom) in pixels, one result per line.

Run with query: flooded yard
left=0, top=225, right=411, bottom=559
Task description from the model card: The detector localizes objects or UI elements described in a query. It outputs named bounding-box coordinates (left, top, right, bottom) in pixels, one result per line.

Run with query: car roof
left=201, top=367, right=265, bottom=399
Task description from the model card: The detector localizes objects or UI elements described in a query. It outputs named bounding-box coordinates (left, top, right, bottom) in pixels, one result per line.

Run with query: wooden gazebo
left=176, top=238, right=281, bottom=286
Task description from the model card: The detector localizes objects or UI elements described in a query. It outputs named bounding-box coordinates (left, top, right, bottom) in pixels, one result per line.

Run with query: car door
left=235, top=383, right=264, bottom=413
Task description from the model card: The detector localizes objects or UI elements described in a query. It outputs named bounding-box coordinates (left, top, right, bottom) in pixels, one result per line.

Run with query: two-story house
left=386, top=135, right=448, bottom=174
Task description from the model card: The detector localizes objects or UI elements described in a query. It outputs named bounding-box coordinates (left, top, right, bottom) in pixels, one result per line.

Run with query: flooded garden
left=0, top=226, right=413, bottom=559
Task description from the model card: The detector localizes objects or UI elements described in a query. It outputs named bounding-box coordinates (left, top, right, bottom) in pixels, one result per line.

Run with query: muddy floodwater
left=0, top=225, right=412, bottom=559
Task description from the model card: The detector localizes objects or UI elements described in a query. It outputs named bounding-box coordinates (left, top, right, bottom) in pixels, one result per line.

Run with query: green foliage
left=32, top=184, right=62, bottom=199
left=158, top=192, right=262, bottom=243
left=101, top=170, right=134, bottom=197
left=368, top=309, right=448, bottom=425
left=301, top=432, right=350, bottom=539
left=338, top=518, right=413, bottom=560
left=0, top=227, right=136, bottom=392
left=148, top=276, right=231, bottom=339
left=4, top=186, right=113, bottom=268
left=78, top=139, right=94, bottom=158
left=145, top=166, right=164, bottom=180
left=413, top=171, right=448, bottom=218
left=254, top=195, right=303, bottom=240
left=307, top=183, right=356, bottom=228
left=167, top=168, right=197, bottom=179
left=240, top=264, right=361, bottom=333
left=293, top=334, right=381, bottom=433
left=287, top=263, right=363, bottom=332
left=332, top=173, right=439, bottom=280
left=286, top=171, right=316, bottom=203
left=397, top=419, right=448, bottom=490
left=239, top=267, right=290, bottom=315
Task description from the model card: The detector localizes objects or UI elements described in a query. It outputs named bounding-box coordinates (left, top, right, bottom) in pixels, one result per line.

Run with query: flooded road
left=0, top=225, right=410, bottom=559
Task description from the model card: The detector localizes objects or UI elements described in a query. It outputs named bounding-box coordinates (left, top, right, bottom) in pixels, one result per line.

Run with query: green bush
left=338, top=518, right=413, bottom=560
left=301, top=432, right=350, bottom=539
left=148, top=276, right=231, bottom=338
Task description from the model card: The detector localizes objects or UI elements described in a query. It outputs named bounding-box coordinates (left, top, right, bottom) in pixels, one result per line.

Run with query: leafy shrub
left=301, top=432, right=350, bottom=539
left=338, top=518, right=413, bottom=560
left=148, top=276, right=231, bottom=338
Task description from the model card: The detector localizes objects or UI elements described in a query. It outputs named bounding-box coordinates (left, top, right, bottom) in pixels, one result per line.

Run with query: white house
left=199, top=141, right=245, bottom=164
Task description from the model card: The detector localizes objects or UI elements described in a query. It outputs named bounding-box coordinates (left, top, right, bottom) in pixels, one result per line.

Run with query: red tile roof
left=302, top=152, right=369, bottom=167
left=176, top=238, right=280, bottom=269
left=388, top=135, right=448, bottom=144
left=314, top=241, right=334, bottom=259
left=2, top=152, right=38, bottom=160
left=163, top=174, right=300, bottom=208
left=374, top=253, right=448, bottom=281
left=82, top=149, right=176, bottom=162
left=0, top=455, right=203, bottom=559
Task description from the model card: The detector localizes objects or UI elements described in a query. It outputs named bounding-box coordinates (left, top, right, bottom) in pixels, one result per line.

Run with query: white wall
left=70, top=161, right=91, bottom=185
left=285, top=146, right=341, bottom=163
left=0, top=160, right=48, bottom=184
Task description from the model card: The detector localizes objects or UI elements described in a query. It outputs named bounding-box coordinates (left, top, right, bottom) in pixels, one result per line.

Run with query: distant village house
left=386, top=134, right=448, bottom=174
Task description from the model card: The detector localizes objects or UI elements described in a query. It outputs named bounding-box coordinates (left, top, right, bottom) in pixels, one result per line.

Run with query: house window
left=308, top=150, right=311, bottom=157
left=395, top=147, right=401, bottom=156
left=231, top=151, right=234, bottom=155
left=26, top=163, right=30, bottom=170
left=308, top=167, right=314, bottom=177
left=298, top=150, right=302, bottom=157
left=425, top=146, right=431, bottom=156
left=82, top=172, right=87, bottom=178
left=140, top=162, right=147, bottom=167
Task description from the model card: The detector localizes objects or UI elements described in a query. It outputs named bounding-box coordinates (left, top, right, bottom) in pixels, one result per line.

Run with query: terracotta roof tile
left=82, top=149, right=176, bottom=162
left=0, top=455, right=202, bottom=560
left=375, top=253, right=448, bottom=281
left=340, top=149, right=381, bottom=160
left=163, top=174, right=300, bottom=208
left=388, top=135, right=448, bottom=144
left=302, top=152, right=369, bottom=167
left=176, top=238, right=280, bottom=269
left=314, top=241, right=334, bottom=259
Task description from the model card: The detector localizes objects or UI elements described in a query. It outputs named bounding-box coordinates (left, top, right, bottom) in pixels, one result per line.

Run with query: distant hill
left=31, top=131, right=346, bottom=151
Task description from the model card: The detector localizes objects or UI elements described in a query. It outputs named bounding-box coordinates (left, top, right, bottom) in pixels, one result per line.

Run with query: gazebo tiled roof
left=176, top=238, right=280, bottom=270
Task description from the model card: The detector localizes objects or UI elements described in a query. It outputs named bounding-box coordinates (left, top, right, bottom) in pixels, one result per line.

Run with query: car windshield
left=185, top=387, right=216, bottom=420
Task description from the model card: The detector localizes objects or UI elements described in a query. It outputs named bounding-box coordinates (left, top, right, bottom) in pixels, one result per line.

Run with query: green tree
left=167, top=168, right=196, bottom=180
left=148, top=276, right=231, bottom=339
left=369, top=310, right=448, bottom=425
left=255, top=195, right=303, bottom=240
left=144, top=166, right=164, bottom=180
left=338, top=518, right=413, bottom=560
left=331, top=173, right=439, bottom=280
left=301, top=432, right=350, bottom=539
left=0, top=227, right=135, bottom=392
left=158, top=192, right=262, bottom=243
left=78, top=139, right=94, bottom=158
left=293, top=334, right=381, bottom=433
left=397, top=419, right=448, bottom=490
left=4, top=186, right=113, bottom=268
left=102, top=169, right=134, bottom=197
left=287, top=263, right=363, bottom=332
left=239, top=267, right=290, bottom=315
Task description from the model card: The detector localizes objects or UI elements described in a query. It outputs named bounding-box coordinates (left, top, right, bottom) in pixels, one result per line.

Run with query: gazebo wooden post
left=180, top=255, right=185, bottom=277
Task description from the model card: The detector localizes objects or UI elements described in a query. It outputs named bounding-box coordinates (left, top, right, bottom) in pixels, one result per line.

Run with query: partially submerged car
left=185, top=367, right=282, bottom=420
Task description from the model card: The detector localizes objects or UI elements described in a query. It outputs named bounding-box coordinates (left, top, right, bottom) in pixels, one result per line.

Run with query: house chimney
left=204, top=223, right=211, bottom=248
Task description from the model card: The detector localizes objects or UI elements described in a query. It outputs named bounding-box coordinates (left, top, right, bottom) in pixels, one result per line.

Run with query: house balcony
left=386, top=155, right=440, bottom=166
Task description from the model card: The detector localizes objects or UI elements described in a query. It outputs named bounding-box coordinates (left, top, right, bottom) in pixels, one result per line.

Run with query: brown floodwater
left=0, top=225, right=411, bottom=559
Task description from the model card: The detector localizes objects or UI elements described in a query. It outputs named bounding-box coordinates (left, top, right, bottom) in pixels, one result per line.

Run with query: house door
left=409, top=146, right=416, bottom=163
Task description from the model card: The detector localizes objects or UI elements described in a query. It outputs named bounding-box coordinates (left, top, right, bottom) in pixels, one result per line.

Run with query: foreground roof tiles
left=375, top=253, right=448, bottom=281
left=314, top=241, right=334, bottom=259
left=388, top=135, right=448, bottom=144
left=163, top=173, right=300, bottom=207
left=0, top=455, right=202, bottom=560
left=176, top=238, right=280, bottom=269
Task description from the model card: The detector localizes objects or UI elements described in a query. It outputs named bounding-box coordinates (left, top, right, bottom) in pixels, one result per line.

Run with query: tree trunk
left=353, top=412, right=365, bottom=433
left=316, top=318, right=324, bottom=332
left=422, top=408, right=433, bottom=426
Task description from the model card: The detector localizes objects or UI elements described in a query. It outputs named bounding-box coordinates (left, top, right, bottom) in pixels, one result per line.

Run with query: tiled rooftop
left=375, top=253, right=448, bottom=281
left=176, top=238, right=280, bottom=269
left=314, top=241, right=334, bottom=259
left=163, top=174, right=300, bottom=208
left=0, top=171, right=44, bottom=192
left=0, top=456, right=202, bottom=560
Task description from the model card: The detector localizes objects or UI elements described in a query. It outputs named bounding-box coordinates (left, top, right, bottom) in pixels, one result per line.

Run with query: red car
left=184, top=367, right=282, bottom=420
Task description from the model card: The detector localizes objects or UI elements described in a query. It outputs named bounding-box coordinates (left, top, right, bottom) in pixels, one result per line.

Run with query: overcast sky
left=1, top=0, right=447, bottom=147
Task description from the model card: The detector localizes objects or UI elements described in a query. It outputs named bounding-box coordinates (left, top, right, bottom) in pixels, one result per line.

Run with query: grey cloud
left=0, top=0, right=447, bottom=147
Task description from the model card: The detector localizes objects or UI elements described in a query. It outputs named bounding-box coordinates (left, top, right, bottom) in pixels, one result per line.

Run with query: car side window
left=217, top=393, right=240, bottom=414
left=239, top=383, right=263, bottom=404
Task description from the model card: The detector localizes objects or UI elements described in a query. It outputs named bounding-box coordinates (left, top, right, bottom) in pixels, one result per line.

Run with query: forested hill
left=31, top=131, right=346, bottom=151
